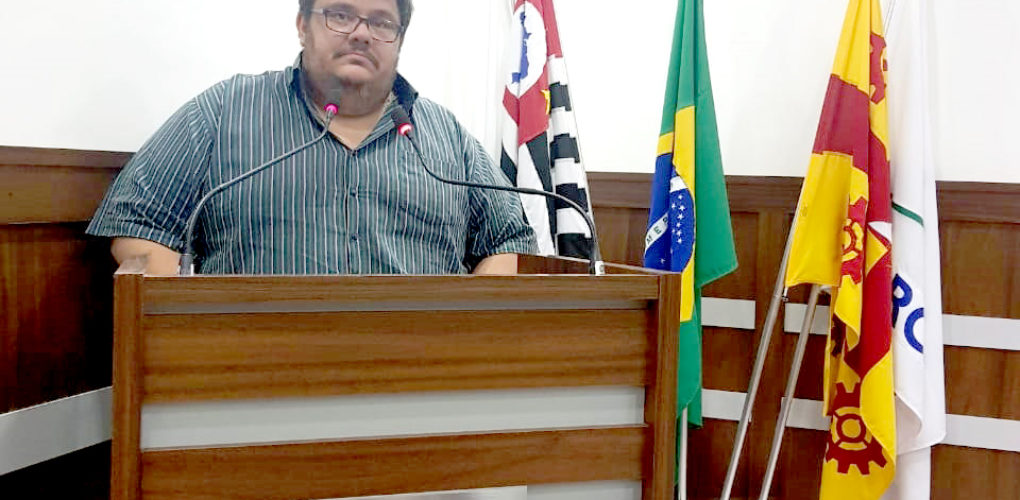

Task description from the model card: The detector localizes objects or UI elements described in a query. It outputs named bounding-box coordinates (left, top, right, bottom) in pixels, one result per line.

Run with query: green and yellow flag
left=644, top=0, right=737, bottom=429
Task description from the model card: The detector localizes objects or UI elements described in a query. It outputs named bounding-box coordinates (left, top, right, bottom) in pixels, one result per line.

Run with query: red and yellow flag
left=785, top=0, right=895, bottom=498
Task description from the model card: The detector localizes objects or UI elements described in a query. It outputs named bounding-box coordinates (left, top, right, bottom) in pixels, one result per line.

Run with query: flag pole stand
left=678, top=408, right=688, bottom=500
left=718, top=229, right=795, bottom=500
left=756, top=284, right=822, bottom=500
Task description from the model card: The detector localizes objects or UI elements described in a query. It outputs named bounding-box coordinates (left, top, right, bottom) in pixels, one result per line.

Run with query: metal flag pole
left=756, top=284, right=822, bottom=500
left=678, top=408, right=688, bottom=500
left=718, top=228, right=796, bottom=500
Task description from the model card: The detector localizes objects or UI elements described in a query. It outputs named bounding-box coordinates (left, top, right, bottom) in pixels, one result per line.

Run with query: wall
left=585, top=171, right=1019, bottom=500
left=2, top=148, right=1017, bottom=498
left=0, top=0, right=1017, bottom=182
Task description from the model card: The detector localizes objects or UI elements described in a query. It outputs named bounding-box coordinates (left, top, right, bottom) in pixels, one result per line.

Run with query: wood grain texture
left=517, top=253, right=664, bottom=275
left=745, top=211, right=794, bottom=500
left=0, top=223, right=115, bottom=412
left=592, top=206, right=653, bottom=266
left=3, top=149, right=1016, bottom=499
left=644, top=274, right=681, bottom=500
left=586, top=171, right=1019, bottom=499
left=935, top=181, right=1020, bottom=224
left=140, top=427, right=646, bottom=500
left=141, top=309, right=653, bottom=402
left=111, top=263, right=144, bottom=500
left=0, top=146, right=131, bottom=169
left=772, top=428, right=826, bottom=500
left=0, top=165, right=120, bottom=224
left=141, top=274, right=661, bottom=313
left=939, top=220, right=1019, bottom=420
left=686, top=421, right=749, bottom=499
left=0, top=146, right=127, bottom=225
left=589, top=173, right=1020, bottom=224
left=702, top=327, right=756, bottom=393
left=932, top=445, right=1020, bottom=500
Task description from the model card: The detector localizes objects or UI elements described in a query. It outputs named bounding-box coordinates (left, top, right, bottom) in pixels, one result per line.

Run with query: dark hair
left=299, top=0, right=414, bottom=31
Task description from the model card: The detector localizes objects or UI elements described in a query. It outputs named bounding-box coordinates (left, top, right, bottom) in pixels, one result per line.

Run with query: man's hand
left=111, top=238, right=181, bottom=275
left=472, top=253, right=518, bottom=275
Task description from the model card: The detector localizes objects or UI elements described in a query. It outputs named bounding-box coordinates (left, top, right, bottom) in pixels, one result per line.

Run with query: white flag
left=882, top=0, right=947, bottom=498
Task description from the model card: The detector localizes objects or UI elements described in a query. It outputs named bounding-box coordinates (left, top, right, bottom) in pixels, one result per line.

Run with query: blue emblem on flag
left=644, top=152, right=696, bottom=272
left=512, top=11, right=531, bottom=84
left=668, top=176, right=696, bottom=271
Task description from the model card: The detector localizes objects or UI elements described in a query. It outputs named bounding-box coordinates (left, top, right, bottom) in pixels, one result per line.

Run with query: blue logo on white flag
left=893, top=274, right=925, bottom=353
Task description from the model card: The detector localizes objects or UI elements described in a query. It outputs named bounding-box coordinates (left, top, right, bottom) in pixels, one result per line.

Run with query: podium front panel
left=112, top=260, right=679, bottom=500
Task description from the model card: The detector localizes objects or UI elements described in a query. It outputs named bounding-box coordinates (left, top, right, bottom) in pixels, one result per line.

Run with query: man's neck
left=318, top=86, right=391, bottom=149
left=335, top=85, right=389, bottom=118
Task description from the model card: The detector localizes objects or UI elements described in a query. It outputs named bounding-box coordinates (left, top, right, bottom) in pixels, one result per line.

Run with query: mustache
left=334, top=49, right=377, bottom=66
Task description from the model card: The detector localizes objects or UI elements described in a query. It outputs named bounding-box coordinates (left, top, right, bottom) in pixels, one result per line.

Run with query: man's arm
left=471, top=253, right=518, bottom=274
left=460, top=135, right=537, bottom=272
left=111, top=238, right=181, bottom=275
left=86, top=86, right=222, bottom=270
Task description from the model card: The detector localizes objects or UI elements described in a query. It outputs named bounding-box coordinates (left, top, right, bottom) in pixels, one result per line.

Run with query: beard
left=334, top=65, right=397, bottom=114
left=300, top=39, right=398, bottom=117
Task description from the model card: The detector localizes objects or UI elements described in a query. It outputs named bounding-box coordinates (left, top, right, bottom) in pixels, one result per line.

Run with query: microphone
left=178, top=103, right=340, bottom=276
left=389, top=106, right=605, bottom=276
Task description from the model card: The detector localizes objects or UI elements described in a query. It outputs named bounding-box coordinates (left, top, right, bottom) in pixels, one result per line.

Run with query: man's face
left=298, top=0, right=402, bottom=91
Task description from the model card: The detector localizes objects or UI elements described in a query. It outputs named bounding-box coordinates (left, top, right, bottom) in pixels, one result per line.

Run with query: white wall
left=0, top=0, right=1016, bottom=183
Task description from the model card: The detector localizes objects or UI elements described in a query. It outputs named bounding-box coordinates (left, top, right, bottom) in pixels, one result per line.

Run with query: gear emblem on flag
left=840, top=198, right=867, bottom=283
left=825, top=382, right=888, bottom=475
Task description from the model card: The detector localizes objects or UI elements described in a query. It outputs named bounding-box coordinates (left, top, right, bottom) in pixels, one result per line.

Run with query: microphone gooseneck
left=178, top=104, right=339, bottom=276
left=389, top=107, right=604, bottom=276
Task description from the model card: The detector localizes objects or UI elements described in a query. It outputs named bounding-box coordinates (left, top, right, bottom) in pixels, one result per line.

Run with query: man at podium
left=87, top=0, right=536, bottom=276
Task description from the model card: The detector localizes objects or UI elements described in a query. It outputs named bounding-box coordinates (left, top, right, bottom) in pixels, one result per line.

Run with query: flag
left=643, top=0, right=737, bottom=428
left=882, top=0, right=946, bottom=498
left=785, top=0, right=896, bottom=498
left=501, top=0, right=594, bottom=258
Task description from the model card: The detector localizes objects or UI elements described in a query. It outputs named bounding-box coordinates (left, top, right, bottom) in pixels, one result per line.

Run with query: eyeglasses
left=310, top=8, right=403, bottom=43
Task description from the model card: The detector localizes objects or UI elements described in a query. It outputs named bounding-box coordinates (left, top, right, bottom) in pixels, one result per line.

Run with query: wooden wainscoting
left=0, top=146, right=1017, bottom=500
left=1, top=147, right=125, bottom=413
left=589, top=172, right=1019, bottom=500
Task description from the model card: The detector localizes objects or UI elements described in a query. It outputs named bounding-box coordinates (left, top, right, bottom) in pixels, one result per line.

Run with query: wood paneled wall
left=589, top=172, right=1019, bottom=500
left=1, top=148, right=124, bottom=413
left=1, top=146, right=1017, bottom=499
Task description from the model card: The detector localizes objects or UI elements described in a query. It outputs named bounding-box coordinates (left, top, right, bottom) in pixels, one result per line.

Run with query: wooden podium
left=111, top=255, right=680, bottom=500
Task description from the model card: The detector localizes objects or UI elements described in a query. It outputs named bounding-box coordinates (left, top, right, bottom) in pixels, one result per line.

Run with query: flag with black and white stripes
left=500, top=0, right=594, bottom=258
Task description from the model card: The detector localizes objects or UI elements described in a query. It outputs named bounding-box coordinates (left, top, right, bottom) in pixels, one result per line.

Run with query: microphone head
left=323, top=103, right=339, bottom=115
left=389, top=106, right=413, bottom=137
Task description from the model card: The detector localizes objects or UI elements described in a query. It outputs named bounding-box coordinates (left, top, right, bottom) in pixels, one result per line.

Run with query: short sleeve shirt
left=86, top=59, right=536, bottom=274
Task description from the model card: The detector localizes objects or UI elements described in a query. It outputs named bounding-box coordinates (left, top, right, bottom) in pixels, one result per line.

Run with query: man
left=88, top=0, right=536, bottom=275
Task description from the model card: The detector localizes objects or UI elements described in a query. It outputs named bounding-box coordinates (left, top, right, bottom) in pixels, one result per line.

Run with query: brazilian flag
left=643, top=0, right=737, bottom=431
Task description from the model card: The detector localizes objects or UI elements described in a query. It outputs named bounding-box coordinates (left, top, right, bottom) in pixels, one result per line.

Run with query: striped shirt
left=87, top=58, right=536, bottom=274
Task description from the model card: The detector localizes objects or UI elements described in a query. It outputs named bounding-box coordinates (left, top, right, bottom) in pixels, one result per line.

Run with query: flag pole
left=718, top=228, right=795, bottom=500
left=756, top=284, right=822, bottom=500
left=678, top=408, right=688, bottom=500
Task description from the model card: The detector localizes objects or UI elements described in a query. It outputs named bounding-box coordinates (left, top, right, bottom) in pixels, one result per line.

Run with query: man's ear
left=296, top=13, right=308, bottom=47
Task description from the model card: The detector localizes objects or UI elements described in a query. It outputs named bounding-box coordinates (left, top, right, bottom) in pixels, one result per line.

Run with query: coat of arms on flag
left=643, top=0, right=737, bottom=435
left=785, top=0, right=897, bottom=498
left=501, top=0, right=594, bottom=258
